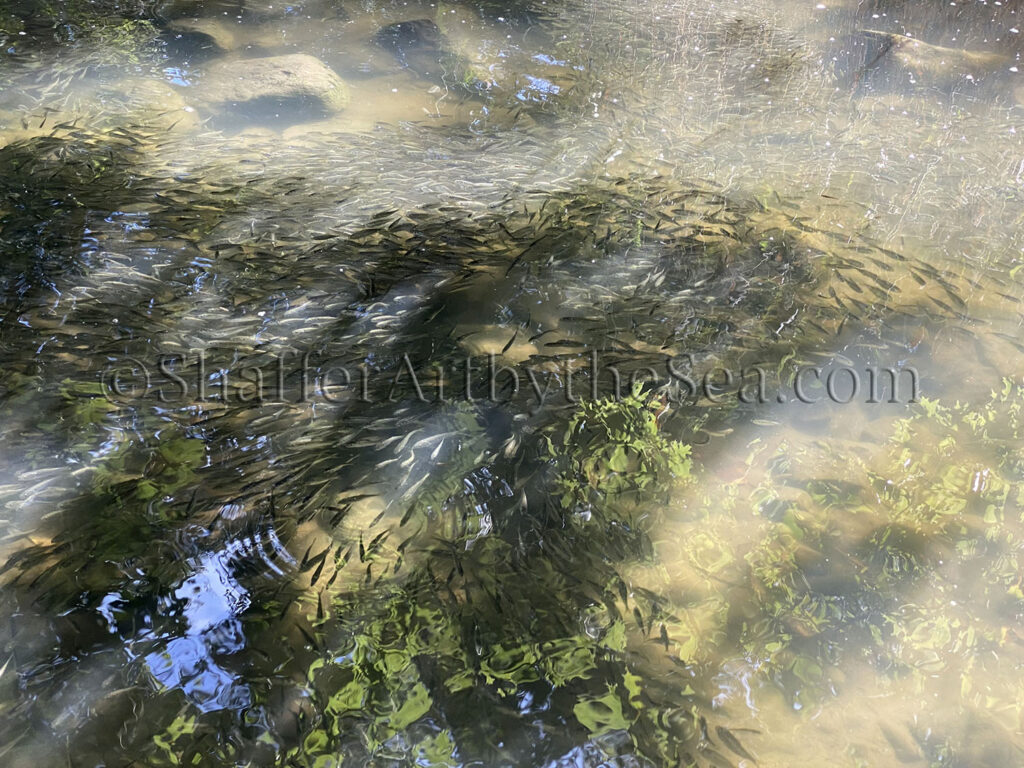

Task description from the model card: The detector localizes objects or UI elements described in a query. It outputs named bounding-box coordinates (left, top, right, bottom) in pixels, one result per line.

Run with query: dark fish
left=328, top=505, right=349, bottom=528
left=633, top=606, right=645, bottom=634
left=325, top=567, right=341, bottom=590
left=716, top=726, right=757, bottom=763
left=295, top=621, right=320, bottom=650
left=299, top=543, right=314, bottom=569
left=834, top=270, right=863, bottom=294
left=501, top=330, right=518, bottom=354
left=309, top=556, right=326, bottom=587
left=366, top=529, right=390, bottom=558
left=879, top=723, right=924, bottom=764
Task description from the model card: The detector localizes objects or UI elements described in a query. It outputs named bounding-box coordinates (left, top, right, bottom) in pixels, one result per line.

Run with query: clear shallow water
left=1, top=1, right=1024, bottom=766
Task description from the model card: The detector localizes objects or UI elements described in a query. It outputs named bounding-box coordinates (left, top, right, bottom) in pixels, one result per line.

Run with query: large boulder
left=195, top=54, right=350, bottom=117
left=165, top=18, right=239, bottom=54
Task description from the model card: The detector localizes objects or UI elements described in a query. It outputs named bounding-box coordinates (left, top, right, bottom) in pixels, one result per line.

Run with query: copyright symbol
left=101, top=357, right=151, bottom=404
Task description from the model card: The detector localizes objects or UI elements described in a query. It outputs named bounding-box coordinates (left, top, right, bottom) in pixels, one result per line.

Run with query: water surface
left=1, top=0, right=1024, bottom=765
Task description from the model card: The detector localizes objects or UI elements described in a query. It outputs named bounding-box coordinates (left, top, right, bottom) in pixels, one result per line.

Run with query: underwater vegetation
left=6, top=333, right=1023, bottom=765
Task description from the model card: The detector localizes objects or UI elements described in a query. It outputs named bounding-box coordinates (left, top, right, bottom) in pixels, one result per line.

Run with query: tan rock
left=861, top=30, right=1011, bottom=85
left=197, top=54, right=350, bottom=115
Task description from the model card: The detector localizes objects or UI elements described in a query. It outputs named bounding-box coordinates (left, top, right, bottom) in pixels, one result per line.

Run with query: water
left=1, top=0, right=1023, bottom=765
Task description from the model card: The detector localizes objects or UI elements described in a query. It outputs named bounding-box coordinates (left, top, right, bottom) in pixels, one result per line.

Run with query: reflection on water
left=1, top=0, right=1024, bottom=765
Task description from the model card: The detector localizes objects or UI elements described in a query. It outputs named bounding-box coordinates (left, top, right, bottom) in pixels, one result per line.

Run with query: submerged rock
left=101, top=77, right=201, bottom=133
left=195, top=53, right=350, bottom=117
left=370, top=16, right=584, bottom=120
left=158, top=0, right=337, bottom=21
left=859, top=30, right=1011, bottom=85
left=166, top=18, right=238, bottom=54
left=156, top=0, right=225, bottom=17
left=374, top=19, right=495, bottom=98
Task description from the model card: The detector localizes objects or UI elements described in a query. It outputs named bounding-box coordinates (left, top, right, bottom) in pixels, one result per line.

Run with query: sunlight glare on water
left=1, top=0, right=1024, bottom=765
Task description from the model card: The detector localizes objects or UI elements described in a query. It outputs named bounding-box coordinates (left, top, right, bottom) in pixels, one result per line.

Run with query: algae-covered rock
left=196, top=53, right=350, bottom=116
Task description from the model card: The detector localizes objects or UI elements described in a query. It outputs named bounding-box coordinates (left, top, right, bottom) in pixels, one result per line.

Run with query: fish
left=716, top=726, right=758, bottom=764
